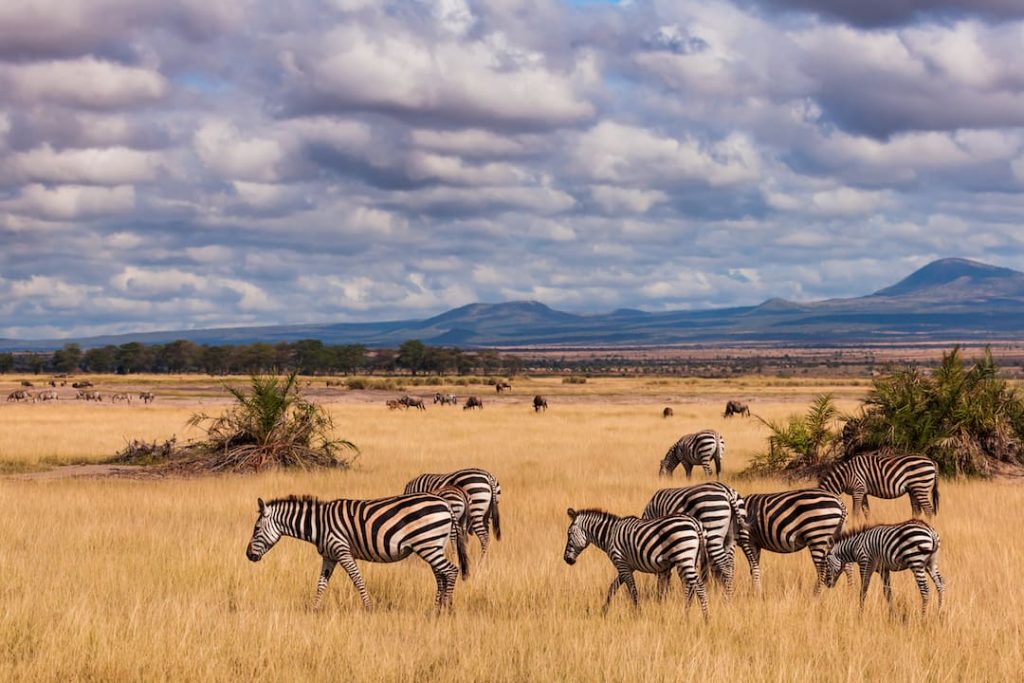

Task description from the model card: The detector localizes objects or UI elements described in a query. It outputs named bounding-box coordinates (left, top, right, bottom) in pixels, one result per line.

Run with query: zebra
left=823, top=520, right=944, bottom=615
left=659, top=430, right=725, bottom=479
left=245, top=493, right=467, bottom=612
left=36, top=389, right=59, bottom=401
left=111, top=392, right=132, bottom=404
left=819, top=453, right=939, bottom=518
left=139, top=392, right=155, bottom=404
left=433, top=392, right=458, bottom=405
left=403, top=468, right=501, bottom=555
left=533, top=395, right=547, bottom=412
left=463, top=396, right=483, bottom=410
left=7, top=389, right=32, bottom=402
left=563, top=508, right=710, bottom=620
left=434, top=485, right=472, bottom=565
left=642, top=482, right=758, bottom=595
left=744, top=489, right=848, bottom=593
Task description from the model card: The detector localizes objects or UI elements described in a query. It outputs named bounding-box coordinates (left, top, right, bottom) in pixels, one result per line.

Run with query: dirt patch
left=9, top=464, right=155, bottom=481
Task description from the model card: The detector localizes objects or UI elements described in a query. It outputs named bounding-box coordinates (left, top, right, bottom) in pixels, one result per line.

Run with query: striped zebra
left=823, top=520, right=944, bottom=614
left=745, top=489, right=848, bottom=593
left=642, top=482, right=758, bottom=595
left=659, top=430, right=725, bottom=479
left=403, top=468, right=502, bottom=555
left=819, top=453, right=939, bottom=518
left=563, top=508, right=709, bottom=619
left=245, top=493, right=467, bottom=611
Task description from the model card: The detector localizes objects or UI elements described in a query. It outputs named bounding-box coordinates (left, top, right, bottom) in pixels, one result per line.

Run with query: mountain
left=4, top=258, right=1024, bottom=350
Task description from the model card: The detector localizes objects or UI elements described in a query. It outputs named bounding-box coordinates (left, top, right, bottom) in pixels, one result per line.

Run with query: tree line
left=0, top=339, right=530, bottom=377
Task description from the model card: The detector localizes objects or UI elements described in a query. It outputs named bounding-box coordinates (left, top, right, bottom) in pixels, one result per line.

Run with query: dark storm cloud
left=2, top=0, right=1024, bottom=338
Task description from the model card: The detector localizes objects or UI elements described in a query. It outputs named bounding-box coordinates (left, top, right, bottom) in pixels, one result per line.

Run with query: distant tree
left=0, top=353, right=13, bottom=374
left=115, top=342, right=145, bottom=374
left=161, top=339, right=199, bottom=373
left=27, top=353, right=47, bottom=375
left=397, top=339, right=427, bottom=375
left=82, top=346, right=116, bottom=373
left=52, top=343, right=83, bottom=373
left=294, top=339, right=327, bottom=374
left=333, top=344, right=367, bottom=375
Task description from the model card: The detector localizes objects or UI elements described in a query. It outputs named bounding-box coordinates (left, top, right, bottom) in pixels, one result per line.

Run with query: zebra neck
left=831, top=538, right=858, bottom=563
left=820, top=465, right=847, bottom=493
left=272, top=501, right=324, bottom=545
left=580, top=514, right=617, bottom=552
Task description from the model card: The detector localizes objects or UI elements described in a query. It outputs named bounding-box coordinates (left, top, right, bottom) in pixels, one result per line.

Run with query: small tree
left=744, top=394, right=841, bottom=477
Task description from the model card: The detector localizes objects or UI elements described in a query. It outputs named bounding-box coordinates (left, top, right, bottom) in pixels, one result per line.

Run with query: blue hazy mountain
left=4, top=258, right=1024, bottom=350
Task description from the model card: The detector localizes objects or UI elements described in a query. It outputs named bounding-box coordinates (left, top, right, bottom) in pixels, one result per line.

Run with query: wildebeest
left=663, top=407, right=674, bottom=418
left=7, top=390, right=32, bottom=402
left=495, top=382, right=512, bottom=393
left=49, top=380, right=57, bottom=387
left=723, top=400, right=750, bottom=418
left=386, top=399, right=405, bottom=410
left=20, top=380, right=33, bottom=387
left=399, top=395, right=426, bottom=411
left=37, top=389, right=59, bottom=401
left=463, top=396, right=483, bottom=410
left=72, top=381, right=94, bottom=389
left=111, top=392, right=132, bottom=404
left=139, top=391, right=155, bottom=404
left=434, top=392, right=458, bottom=406
left=533, top=395, right=548, bottom=412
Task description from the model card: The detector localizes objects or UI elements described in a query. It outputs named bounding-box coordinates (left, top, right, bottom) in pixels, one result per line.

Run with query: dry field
left=1, top=376, right=1022, bottom=681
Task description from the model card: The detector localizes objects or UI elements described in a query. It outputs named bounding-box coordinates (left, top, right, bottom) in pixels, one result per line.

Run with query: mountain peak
left=873, top=258, right=1022, bottom=297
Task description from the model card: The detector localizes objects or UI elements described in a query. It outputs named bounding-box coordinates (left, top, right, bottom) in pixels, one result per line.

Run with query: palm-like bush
left=744, top=394, right=841, bottom=477
left=184, top=371, right=358, bottom=472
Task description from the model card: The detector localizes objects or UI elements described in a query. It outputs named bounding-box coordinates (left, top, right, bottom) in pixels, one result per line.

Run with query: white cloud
left=5, top=183, right=135, bottom=220
left=0, top=58, right=166, bottom=108
left=6, top=145, right=163, bottom=184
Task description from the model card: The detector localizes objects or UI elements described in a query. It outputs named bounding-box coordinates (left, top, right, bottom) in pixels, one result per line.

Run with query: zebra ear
left=258, top=498, right=266, bottom=514
left=567, top=507, right=577, bottom=519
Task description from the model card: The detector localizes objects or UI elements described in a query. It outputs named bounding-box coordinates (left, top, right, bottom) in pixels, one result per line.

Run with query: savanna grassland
left=1, top=375, right=1022, bottom=682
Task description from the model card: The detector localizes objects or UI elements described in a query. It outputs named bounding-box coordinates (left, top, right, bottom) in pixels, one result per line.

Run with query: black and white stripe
left=563, top=508, right=710, bottom=619
left=245, top=493, right=467, bottom=611
left=642, top=482, right=759, bottom=594
left=819, top=453, right=939, bottom=518
left=744, top=489, right=848, bottom=592
left=823, top=520, right=944, bottom=614
left=404, top=467, right=502, bottom=554
left=659, top=430, right=725, bottom=479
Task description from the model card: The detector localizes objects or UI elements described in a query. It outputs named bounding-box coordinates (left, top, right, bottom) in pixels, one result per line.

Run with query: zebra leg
left=701, top=462, right=713, bottom=478
left=811, top=547, right=828, bottom=595
left=622, top=571, right=640, bottom=608
left=881, top=569, right=893, bottom=605
left=602, top=576, right=623, bottom=615
left=678, top=563, right=709, bottom=622
left=338, top=553, right=372, bottom=610
left=417, top=547, right=458, bottom=612
left=860, top=495, right=870, bottom=518
left=684, top=463, right=694, bottom=479
left=910, top=487, right=934, bottom=517
left=470, top=514, right=490, bottom=556
left=707, top=543, right=735, bottom=596
left=858, top=562, right=873, bottom=609
left=656, top=571, right=671, bottom=601
left=913, top=568, right=931, bottom=615
left=928, top=565, right=945, bottom=610
left=313, top=558, right=336, bottom=610
left=742, top=544, right=762, bottom=594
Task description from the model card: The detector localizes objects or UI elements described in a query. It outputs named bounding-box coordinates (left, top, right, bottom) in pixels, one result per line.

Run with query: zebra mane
left=835, top=519, right=929, bottom=541
left=574, top=507, right=620, bottom=520
left=267, top=494, right=321, bottom=506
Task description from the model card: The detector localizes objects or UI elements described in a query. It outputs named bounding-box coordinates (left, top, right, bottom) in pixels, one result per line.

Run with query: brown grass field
left=1, top=375, right=1023, bottom=681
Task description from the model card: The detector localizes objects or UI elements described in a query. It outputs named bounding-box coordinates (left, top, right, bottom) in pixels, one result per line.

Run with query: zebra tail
left=453, top=509, right=470, bottom=580
left=714, top=438, right=723, bottom=478
left=932, top=479, right=940, bottom=514
left=489, top=481, right=502, bottom=542
left=698, top=524, right=712, bottom=585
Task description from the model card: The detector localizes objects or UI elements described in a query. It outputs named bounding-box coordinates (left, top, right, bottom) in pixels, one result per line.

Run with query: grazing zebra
left=463, top=396, right=483, bottom=410
left=403, top=468, right=502, bottom=555
left=245, top=493, right=467, bottom=611
left=111, top=392, right=132, bottom=404
left=7, top=389, right=32, bottom=402
left=823, top=520, right=944, bottom=615
left=434, top=392, right=458, bottom=405
left=662, top=407, right=674, bottom=418
left=642, top=482, right=758, bottom=595
left=533, top=395, right=547, bottom=412
left=819, top=453, right=939, bottom=518
left=723, top=400, right=750, bottom=418
left=37, top=389, right=59, bottom=401
left=563, top=508, right=709, bottom=619
left=399, top=395, right=426, bottom=410
left=744, top=489, right=848, bottom=592
left=659, top=430, right=725, bottom=479
left=139, top=391, right=155, bottom=404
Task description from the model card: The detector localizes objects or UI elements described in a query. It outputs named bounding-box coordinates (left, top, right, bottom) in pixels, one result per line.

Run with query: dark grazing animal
left=495, top=382, right=512, bottom=393
left=403, top=468, right=502, bottom=555
left=138, top=392, right=155, bottom=404
left=533, top=395, right=548, bottom=412
left=823, top=520, right=944, bottom=615
left=819, top=453, right=938, bottom=518
left=659, top=430, right=724, bottom=479
left=398, top=395, right=426, bottom=410
left=72, top=381, right=94, bottom=389
left=463, top=396, right=483, bottom=410
left=662, top=407, right=674, bottom=418
left=744, top=489, right=848, bottom=593
left=723, top=400, right=750, bottom=418
left=642, top=482, right=758, bottom=595
left=563, top=508, right=709, bottom=620
left=20, top=380, right=33, bottom=387
left=245, top=493, right=467, bottom=612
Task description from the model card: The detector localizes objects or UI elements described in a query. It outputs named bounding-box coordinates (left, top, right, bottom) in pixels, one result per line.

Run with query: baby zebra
left=744, top=489, right=847, bottom=593
left=563, top=508, right=709, bottom=620
left=819, top=453, right=939, bottom=518
left=659, top=430, right=725, bottom=479
left=403, top=467, right=502, bottom=555
left=642, top=482, right=758, bottom=595
left=246, top=493, right=467, bottom=612
left=823, top=520, right=944, bottom=615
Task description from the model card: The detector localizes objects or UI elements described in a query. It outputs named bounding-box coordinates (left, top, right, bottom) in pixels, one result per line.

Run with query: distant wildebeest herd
left=5, top=384, right=156, bottom=405
left=384, top=391, right=548, bottom=413
left=247, top=415, right=944, bottom=619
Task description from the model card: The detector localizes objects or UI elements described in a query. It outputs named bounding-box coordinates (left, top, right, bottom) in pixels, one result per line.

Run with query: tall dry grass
left=1, top=389, right=1021, bottom=681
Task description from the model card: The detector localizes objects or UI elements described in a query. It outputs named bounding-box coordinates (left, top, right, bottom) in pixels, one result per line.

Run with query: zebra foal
left=819, top=453, right=939, bottom=518
left=245, top=493, right=467, bottom=611
left=563, top=508, right=710, bottom=619
left=403, top=468, right=502, bottom=555
left=823, top=520, right=944, bottom=615
left=659, top=430, right=725, bottom=479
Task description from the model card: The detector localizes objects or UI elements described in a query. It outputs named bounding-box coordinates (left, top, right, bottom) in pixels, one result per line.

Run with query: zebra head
left=246, top=498, right=282, bottom=562
left=563, top=508, right=590, bottom=565
left=822, top=550, right=845, bottom=588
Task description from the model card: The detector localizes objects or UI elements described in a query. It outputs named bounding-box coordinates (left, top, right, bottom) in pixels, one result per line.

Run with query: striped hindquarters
left=854, top=520, right=939, bottom=571
left=613, top=515, right=706, bottom=575
left=821, top=454, right=939, bottom=514
left=643, top=482, right=737, bottom=551
left=403, top=467, right=501, bottom=547
left=745, top=489, right=847, bottom=554
left=327, top=494, right=455, bottom=563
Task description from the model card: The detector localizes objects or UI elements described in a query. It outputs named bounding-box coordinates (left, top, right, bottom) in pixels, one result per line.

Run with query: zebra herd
left=5, top=388, right=156, bottom=404
left=246, top=428, right=945, bottom=618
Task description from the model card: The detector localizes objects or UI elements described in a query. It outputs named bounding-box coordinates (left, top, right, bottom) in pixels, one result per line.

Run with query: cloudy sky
left=2, top=0, right=1024, bottom=339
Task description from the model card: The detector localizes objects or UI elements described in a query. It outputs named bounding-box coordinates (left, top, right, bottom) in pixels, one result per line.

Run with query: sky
left=2, top=0, right=1024, bottom=339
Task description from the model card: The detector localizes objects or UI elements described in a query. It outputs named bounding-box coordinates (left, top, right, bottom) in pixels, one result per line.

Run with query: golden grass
left=1, top=387, right=1022, bottom=681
